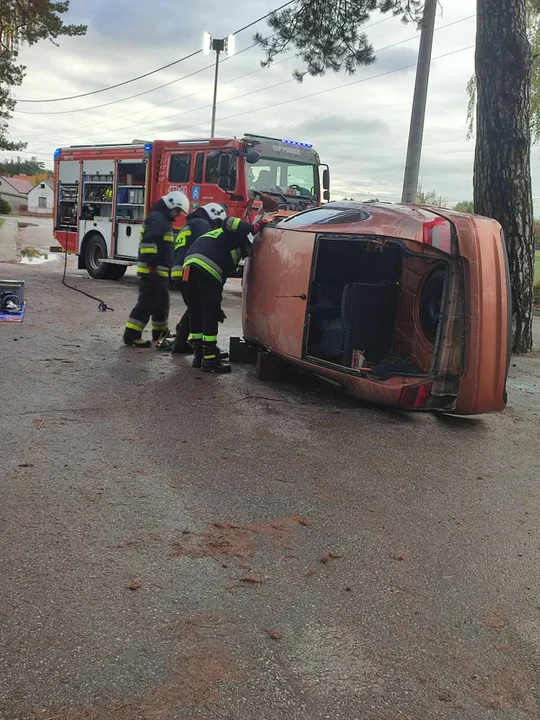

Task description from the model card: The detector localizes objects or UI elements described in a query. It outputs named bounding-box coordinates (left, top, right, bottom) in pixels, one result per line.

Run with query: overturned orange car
left=238, top=201, right=510, bottom=415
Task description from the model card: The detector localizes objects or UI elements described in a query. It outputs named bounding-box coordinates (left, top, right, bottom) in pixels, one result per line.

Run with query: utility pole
left=203, top=32, right=235, bottom=139
left=210, top=41, right=223, bottom=138
left=401, top=0, right=437, bottom=203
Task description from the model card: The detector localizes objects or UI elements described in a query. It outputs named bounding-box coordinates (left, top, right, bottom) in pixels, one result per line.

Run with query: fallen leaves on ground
left=239, top=575, right=267, bottom=584
left=28, top=615, right=240, bottom=719
left=265, top=629, right=282, bottom=640
left=320, top=551, right=342, bottom=564
left=127, top=579, right=141, bottom=591
left=172, top=514, right=311, bottom=565
left=486, top=610, right=506, bottom=631
left=471, top=667, right=536, bottom=711
left=389, top=551, right=409, bottom=563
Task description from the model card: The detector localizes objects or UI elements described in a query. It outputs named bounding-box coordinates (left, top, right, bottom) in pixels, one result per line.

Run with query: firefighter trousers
left=173, top=284, right=190, bottom=347
left=182, top=266, right=222, bottom=344
left=175, top=309, right=190, bottom=345
left=124, top=275, right=170, bottom=343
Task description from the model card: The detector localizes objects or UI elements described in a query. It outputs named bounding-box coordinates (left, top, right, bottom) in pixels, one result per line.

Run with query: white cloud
left=6, top=0, right=539, bottom=211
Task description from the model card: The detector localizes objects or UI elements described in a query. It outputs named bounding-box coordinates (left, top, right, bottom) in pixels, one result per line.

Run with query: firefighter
left=182, top=216, right=264, bottom=373
left=123, top=191, right=190, bottom=347
left=169, top=203, right=228, bottom=353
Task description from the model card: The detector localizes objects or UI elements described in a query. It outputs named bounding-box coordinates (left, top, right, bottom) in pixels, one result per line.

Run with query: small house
left=0, top=176, right=33, bottom=210
left=27, top=180, right=54, bottom=214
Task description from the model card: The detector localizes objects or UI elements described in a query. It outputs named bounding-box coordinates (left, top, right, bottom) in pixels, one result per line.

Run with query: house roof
left=1, top=176, right=33, bottom=194
left=30, top=179, right=53, bottom=192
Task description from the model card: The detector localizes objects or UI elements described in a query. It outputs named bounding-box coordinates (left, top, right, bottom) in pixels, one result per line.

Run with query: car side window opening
left=169, top=153, right=192, bottom=183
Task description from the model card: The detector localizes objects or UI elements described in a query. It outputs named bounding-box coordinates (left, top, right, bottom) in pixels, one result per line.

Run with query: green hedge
left=0, top=198, right=11, bottom=215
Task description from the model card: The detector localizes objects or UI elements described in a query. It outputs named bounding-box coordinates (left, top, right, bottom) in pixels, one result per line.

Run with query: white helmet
left=202, top=203, right=227, bottom=222
left=162, top=191, right=190, bottom=214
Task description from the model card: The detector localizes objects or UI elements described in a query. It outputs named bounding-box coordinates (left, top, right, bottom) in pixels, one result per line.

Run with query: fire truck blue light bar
left=281, top=139, right=313, bottom=148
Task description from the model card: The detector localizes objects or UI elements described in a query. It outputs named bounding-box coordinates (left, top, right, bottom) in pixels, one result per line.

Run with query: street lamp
left=203, top=32, right=235, bottom=138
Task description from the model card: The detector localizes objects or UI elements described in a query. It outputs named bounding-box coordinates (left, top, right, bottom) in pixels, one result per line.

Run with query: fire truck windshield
left=246, top=158, right=317, bottom=202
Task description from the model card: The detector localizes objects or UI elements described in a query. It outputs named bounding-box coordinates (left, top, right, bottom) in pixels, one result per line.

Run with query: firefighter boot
left=191, top=339, right=204, bottom=368
left=191, top=340, right=228, bottom=367
left=201, top=342, right=232, bottom=374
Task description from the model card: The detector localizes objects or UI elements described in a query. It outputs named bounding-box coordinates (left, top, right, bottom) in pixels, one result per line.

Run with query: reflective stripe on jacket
left=183, top=217, right=252, bottom=283
left=171, top=215, right=212, bottom=280
left=136, top=200, right=174, bottom=276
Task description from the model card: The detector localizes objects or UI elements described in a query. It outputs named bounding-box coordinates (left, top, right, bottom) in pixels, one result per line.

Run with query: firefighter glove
left=251, top=219, right=268, bottom=235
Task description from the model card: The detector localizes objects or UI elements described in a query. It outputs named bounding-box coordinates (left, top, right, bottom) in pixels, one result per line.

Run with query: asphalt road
left=1, top=223, right=540, bottom=720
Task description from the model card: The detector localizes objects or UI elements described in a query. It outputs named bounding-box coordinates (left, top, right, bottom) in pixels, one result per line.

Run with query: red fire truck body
left=53, top=134, right=329, bottom=280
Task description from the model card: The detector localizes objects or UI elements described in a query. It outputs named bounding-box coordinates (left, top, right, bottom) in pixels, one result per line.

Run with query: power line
left=14, top=1, right=296, bottom=104
left=15, top=12, right=399, bottom=117
left=19, top=14, right=474, bottom=148
left=147, top=16, right=475, bottom=125
left=21, top=46, right=292, bottom=142
left=15, top=48, right=201, bottom=104
left=22, top=51, right=295, bottom=144
left=15, top=42, right=474, bottom=160
left=14, top=42, right=260, bottom=116
left=160, top=44, right=475, bottom=135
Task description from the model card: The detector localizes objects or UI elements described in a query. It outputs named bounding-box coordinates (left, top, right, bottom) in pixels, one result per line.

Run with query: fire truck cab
left=53, top=134, right=330, bottom=280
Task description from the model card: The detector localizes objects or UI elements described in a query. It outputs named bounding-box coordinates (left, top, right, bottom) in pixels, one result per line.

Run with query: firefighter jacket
left=137, top=200, right=174, bottom=278
left=170, top=209, right=213, bottom=283
left=183, top=217, right=253, bottom=283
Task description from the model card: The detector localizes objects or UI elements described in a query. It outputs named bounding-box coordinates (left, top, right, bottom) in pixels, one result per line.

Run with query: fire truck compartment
left=306, top=236, right=450, bottom=378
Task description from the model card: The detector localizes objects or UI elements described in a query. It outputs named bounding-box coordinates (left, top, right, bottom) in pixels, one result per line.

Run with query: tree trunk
left=474, top=0, right=535, bottom=353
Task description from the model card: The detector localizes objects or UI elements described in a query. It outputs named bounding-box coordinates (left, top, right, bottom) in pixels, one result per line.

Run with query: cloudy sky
left=6, top=0, right=536, bottom=208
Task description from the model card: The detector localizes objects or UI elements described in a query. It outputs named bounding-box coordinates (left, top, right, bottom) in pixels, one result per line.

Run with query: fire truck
left=53, top=133, right=330, bottom=280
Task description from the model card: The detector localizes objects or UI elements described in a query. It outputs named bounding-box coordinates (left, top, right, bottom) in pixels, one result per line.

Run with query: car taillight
left=398, top=381, right=433, bottom=409
left=423, top=218, right=452, bottom=253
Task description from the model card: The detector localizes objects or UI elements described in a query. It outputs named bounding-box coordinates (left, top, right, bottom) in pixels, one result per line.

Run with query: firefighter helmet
left=162, top=191, right=190, bottom=215
left=201, top=203, right=227, bottom=223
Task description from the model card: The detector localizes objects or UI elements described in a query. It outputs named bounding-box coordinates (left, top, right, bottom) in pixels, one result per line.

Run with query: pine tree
left=474, top=0, right=534, bottom=352
left=0, top=2, right=86, bottom=151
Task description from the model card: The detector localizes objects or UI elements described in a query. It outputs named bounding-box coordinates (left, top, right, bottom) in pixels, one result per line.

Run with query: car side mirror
left=246, top=149, right=261, bottom=164
left=218, top=153, right=232, bottom=191
left=323, top=190, right=330, bottom=202
left=322, top=168, right=330, bottom=191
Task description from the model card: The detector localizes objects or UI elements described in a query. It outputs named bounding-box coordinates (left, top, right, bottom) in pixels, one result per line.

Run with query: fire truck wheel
left=84, top=233, right=109, bottom=279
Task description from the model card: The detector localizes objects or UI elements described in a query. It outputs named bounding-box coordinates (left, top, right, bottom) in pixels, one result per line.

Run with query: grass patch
left=0, top=219, right=4, bottom=230
left=535, top=249, right=540, bottom=281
